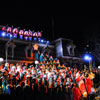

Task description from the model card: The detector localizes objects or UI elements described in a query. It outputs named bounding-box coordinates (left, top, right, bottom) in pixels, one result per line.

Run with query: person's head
left=85, top=74, right=89, bottom=78
left=69, top=78, right=72, bottom=82
left=50, top=56, right=52, bottom=59
left=41, top=53, right=43, bottom=56
left=75, top=72, right=80, bottom=79
left=5, top=63, right=9, bottom=67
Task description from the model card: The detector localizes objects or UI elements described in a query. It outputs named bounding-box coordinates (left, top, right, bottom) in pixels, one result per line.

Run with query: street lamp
left=84, top=54, right=92, bottom=72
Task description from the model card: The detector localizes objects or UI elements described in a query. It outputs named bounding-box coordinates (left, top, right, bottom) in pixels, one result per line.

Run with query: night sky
left=0, top=8, right=100, bottom=52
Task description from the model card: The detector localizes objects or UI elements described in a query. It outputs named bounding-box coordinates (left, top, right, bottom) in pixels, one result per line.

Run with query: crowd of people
left=0, top=53, right=100, bottom=100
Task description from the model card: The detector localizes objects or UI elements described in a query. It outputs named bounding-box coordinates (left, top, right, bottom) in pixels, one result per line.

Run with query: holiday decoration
left=38, top=32, right=42, bottom=37
left=2, top=26, right=6, bottom=32
left=7, top=27, right=12, bottom=34
left=19, top=30, right=24, bottom=40
left=29, top=30, right=32, bottom=41
left=0, top=25, right=49, bottom=44
left=33, top=44, right=38, bottom=50
left=13, top=28, right=18, bottom=38
left=24, top=31, right=29, bottom=40
left=33, top=32, right=37, bottom=38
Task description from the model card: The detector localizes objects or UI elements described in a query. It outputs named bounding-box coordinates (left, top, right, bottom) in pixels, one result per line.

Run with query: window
left=26, top=47, right=34, bottom=59
left=6, top=40, right=16, bottom=58
left=27, top=49, right=31, bottom=57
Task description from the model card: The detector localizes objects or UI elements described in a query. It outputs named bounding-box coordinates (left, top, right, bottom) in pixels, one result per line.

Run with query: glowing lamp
left=0, top=58, right=4, bottom=62
left=13, top=35, right=17, bottom=38
left=35, top=60, right=39, bottom=64
left=19, top=35, right=23, bottom=40
left=1, top=32, right=6, bottom=37
left=41, top=39, right=44, bottom=43
left=84, top=55, right=92, bottom=61
left=47, top=41, right=50, bottom=44
left=84, top=56, right=89, bottom=60
left=84, top=54, right=93, bottom=72
left=34, top=38, right=37, bottom=41
left=10, top=34, right=13, bottom=38
left=29, top=37, right=32, bottom=41
left=98, top=66, right=100, bottom=69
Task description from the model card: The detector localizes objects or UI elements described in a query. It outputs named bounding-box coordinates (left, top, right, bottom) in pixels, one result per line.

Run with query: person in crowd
left=39, top=53, right=44, bottom=62
left=0, top=52, right=98, bottom=100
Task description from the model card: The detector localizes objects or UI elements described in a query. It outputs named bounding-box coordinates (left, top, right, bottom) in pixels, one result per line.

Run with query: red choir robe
left=57, top=77, right=60, bottom=86
left=76, top=77, right=87, bottom=98
left=85, top=77, right=93, bottom=94
left=73, top=86, right=81, bottom=100
left=0, top=64, right=3, bottom=71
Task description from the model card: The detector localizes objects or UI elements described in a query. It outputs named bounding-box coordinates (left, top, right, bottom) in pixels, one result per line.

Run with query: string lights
left=0, top=25, right=50, bottom=44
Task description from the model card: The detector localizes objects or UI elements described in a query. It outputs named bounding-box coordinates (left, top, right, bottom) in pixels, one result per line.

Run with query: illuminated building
left=0, top=25, right=83, bottom=66
left=0, top=25, right=52, bottom=65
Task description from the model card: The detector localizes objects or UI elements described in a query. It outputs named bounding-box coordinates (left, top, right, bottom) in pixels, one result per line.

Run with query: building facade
left=0, top=25, right=83, bottom=66
left=51, top=38, right=83, bottom=66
